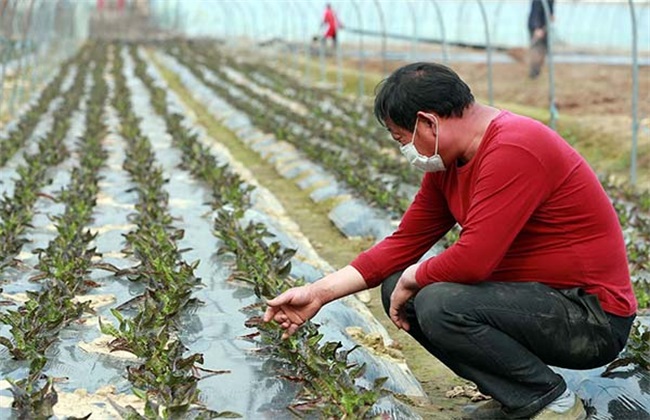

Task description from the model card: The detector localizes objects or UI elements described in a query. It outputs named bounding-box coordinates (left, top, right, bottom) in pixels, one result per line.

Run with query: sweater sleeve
left=351, top=174, right=456, bottom=288
left=415, top=144, right=553, bottom=286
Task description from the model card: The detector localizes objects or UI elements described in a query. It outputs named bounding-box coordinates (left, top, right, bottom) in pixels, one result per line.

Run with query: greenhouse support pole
left=319, top=23, right=326, bottom=84
left=372, top=0, right=387, bottom=77
left=174, top=0, right=180, bottom=33
left=291, top=0, right=309, bottom=83
left=540, top=0, right=557, bottom=130
left=491, top=1, right=505, bottom=53
left=407, top=1, right=418, bottom=61
left=292, top=1, right=311, bottom=86
left=216, top=2, right=230, bottom=45
left=457, top=1, right=468, bottom=42
left=288, top=1, right=300, bottom=76
left=476, top=0, right=493, bottom=106
left=336, top=30, right=343, bottom=93
left=350, top=0, right=365, bottom=97
left=281, top=0, right=292, bottom=70
left=628, top=0, right=639, bottom=186
left=250, top=2, right=262, bottom=42
left=430, top=0, right=448, bottom=63
left=233, top=2, right=250, bottom=48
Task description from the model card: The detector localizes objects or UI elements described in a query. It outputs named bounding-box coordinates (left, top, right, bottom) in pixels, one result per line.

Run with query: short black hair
left=373, top=62, right=475, bottom=131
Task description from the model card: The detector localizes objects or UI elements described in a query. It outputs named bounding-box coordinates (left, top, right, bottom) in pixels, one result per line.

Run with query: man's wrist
left=314, top=265, right=367, bottom=304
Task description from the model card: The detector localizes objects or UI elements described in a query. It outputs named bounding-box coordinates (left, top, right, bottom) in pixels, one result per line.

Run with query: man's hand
left=263, top=285, right=324, bottom=339
left=389, top=263, right=422, bottom=331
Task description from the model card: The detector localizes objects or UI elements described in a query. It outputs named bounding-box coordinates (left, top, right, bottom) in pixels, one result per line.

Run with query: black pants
left=380, top=273, right=635, bottom=418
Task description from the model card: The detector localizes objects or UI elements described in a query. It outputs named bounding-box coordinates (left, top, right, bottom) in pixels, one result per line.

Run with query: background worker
left=528, top=0, right=555, bottom=79
left=321, top=3, right=341, bottom=49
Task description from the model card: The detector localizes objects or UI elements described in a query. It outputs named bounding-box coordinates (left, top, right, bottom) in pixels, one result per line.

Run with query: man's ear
left=417, top=112, right=437, bottom=126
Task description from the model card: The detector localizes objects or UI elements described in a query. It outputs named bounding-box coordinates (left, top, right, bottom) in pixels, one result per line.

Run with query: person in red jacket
left=263, top=62, right=637, bottom=420
left=321, top=3, right=341, bottom=48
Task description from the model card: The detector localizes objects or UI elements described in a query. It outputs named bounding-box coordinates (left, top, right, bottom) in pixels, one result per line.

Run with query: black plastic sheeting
left=556, top=315, right=650, bottom=420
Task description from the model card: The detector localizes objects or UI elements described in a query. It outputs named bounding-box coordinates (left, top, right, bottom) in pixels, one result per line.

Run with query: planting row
left=129, top=43, right=420, bottom=418
left=0, top=41, right=422, bottom=419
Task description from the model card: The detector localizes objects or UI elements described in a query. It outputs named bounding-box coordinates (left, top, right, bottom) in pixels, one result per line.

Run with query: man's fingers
left=266, top=292, right=289, bottom=307
left=389, top=306, right=403, bottom=329
left=389, top=294, right=411, bottom=331
left=267, top=287, right=302, bottom=307
left=263, top=306, right=279, bottom=323
left=400, top=316, right=410, bottom=331
left=281, top=323, right=301, bottom=340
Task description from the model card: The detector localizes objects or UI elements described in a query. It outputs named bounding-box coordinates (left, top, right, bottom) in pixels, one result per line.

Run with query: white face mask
left=400, top=115, right=446, bottom=172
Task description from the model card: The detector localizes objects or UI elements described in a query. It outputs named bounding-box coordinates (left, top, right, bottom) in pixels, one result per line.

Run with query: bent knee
left=413, top=282, right=471, bottom=317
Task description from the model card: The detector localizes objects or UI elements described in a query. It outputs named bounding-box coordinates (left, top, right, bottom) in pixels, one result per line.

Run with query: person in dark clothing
left=528, top=0, right=555, bottom=79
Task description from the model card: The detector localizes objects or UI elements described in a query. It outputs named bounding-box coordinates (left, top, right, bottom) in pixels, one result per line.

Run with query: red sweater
left=352, top=111, right=637, bottom=317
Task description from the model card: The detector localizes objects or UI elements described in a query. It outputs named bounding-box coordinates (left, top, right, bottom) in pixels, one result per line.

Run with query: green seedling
left=0, top=282, right=91, bottom=361
left=7, top=372, right=58, bottom=420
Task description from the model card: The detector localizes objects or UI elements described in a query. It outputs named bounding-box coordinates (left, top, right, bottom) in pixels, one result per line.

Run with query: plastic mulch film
left=141, top=49, right=428, bottom=418
left=552, top=315, right=650, bottom=420
left=154, top=51, right=402, bottom=244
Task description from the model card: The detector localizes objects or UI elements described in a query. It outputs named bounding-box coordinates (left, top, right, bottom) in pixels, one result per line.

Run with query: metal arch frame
left=231, top=1, right=250, bottom=45
left=60, top=0, right=76, bottom=61
left=247, top=0, right=262, bottom=42
left=286, top=1, right=300, bottom=75
left=271, top=0, right=287, bottom=70
left=406, top=1, right=418, bottom=61
left=213, top=1, right=229, bottom=41
left=318, top=3, right=326, bottom=84
left=490, top=0, right=505, bottom=50
left=289, top=0, right=309, bottom=83
left=280, top=0, right=292, bottom=65
left=429, top=0, right=449, bottom=63
left=333, top=2, right=343, bottom=93
left=350, top=0, right=365, bottom=97
left=456, top=1, right=468, bottom=43
left=371, top=0, right=387, bottom=77
left=290, top=0, right=311, bottom=85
